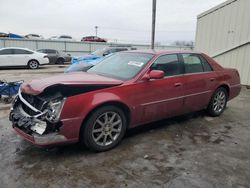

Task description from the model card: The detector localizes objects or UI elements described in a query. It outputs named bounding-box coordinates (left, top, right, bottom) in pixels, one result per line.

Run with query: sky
left=0, top=0, right=226, bottom=44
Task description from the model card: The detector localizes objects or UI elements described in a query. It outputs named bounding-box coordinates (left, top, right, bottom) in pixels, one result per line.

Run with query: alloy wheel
left=92, top=112, right=122, bottom=146
left=29, top=61, right=38, bottom=69
left=213, top=90, right=226, bottom=113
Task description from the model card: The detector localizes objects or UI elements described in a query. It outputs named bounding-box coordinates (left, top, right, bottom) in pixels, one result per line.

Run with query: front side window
left=88, top=53, right=154, bottom=80
left=151, top=54, right=182, bottom=77
left=182, top=54, right=203, bottom=74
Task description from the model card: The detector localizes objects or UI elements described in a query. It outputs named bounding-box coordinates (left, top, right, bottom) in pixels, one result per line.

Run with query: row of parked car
left=0, top=46, right=136, bottom=70
left=0, top=32, right=107, bottom=42
left=0, top=47, right=71, bottom=69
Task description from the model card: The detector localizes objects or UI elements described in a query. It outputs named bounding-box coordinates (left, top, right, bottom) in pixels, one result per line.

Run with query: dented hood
left=21, top=72, right=123, bottom=95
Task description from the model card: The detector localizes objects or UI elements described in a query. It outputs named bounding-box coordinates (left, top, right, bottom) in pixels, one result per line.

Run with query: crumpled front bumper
left=9, top=104, right=69, bottom=147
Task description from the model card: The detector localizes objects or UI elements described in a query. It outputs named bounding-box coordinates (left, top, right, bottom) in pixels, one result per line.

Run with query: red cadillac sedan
left=9, top=50, right=241, bottom=151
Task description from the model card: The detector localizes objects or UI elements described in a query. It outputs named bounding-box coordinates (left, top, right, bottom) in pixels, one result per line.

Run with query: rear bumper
left=229, top=84, right=241, bottom=100
left=39, top=58, right=49, bottom=65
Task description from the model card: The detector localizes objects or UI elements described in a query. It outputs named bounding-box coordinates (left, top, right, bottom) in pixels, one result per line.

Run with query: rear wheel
left=56, top=58, right=64, bottom=64
left=81, top=105, right=127, bottom=152
left=28, top=60, right=39, bottom=69
left=207, top=87, right=228, bottom=116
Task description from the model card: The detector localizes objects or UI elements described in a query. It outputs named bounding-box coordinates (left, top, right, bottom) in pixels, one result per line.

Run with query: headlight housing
left=46, top=98, right=66, bottom=122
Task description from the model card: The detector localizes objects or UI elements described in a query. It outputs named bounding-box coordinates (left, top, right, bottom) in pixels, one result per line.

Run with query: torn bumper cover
left=9, top=89, right=68, bottom=146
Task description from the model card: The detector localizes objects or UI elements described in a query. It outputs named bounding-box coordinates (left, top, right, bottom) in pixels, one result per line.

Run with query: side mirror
left=142, top=70, right=164, bottom=80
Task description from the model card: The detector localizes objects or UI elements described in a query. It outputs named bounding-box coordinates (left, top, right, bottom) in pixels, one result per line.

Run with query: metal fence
left=0, top=38, right=193, bottom=56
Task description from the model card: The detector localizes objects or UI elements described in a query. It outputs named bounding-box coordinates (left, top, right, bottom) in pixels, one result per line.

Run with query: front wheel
left=28, top=60, right=39, bottom=69
left=81, top=105, right=127, bottom=152
left=207, top=87, right=228, bottom=117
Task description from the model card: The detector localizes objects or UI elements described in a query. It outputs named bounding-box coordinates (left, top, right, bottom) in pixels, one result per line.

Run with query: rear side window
left=0, top=49, right=13, bottom=55
left=13, top=49, right=33, bottom=54
left=182, top=54, right=203, bottom=74
left=151, top=54, right=182, bottom=77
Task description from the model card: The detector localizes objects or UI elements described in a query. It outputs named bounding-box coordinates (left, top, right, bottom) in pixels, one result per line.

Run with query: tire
left=207, top=87, right=228, bottom=117
left=28, top=60, right=39, bottom=69
left=81, top=105, right=127, bottom=152
left=56, top=58, right=64, bottom=64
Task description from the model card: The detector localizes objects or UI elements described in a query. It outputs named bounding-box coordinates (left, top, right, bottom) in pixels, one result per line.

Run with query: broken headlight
left=46, top=98, right=66, bottom=122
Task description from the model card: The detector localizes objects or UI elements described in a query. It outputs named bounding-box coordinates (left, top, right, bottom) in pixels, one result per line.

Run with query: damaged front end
left=9, top=89, right=67, bottom=146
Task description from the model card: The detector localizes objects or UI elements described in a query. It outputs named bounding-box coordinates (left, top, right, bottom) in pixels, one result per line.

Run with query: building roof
left=197, top=0, right=238, bottom=19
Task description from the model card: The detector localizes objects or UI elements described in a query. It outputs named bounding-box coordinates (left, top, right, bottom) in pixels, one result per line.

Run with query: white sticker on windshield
left=128, top=61, right=144, bottom=67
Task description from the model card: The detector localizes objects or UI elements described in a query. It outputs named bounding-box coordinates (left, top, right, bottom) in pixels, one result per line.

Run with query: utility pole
left=95, top=26, right=98, bottom=37
left=151, top=0, right=156, bottom=49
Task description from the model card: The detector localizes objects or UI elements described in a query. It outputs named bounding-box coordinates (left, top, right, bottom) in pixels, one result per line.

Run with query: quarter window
left=182, top=54, right=203, bottom=74
left=151, top=54, right=182, bottom=77
left=200, top=55, right=213, bottom=72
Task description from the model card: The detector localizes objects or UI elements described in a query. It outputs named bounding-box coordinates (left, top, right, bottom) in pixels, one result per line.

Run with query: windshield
left=91, top=48, right=105, bottom=56
left=87, top=52, right=154, bottom=80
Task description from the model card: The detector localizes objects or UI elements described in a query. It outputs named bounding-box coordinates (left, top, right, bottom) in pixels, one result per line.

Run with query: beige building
left=195, top=0, right=250, bottom=85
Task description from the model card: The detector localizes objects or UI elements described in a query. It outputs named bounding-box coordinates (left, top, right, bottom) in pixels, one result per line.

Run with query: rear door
left=181, top=53, right=217, bottom=113
left=0, top=49, right=13, bottom=66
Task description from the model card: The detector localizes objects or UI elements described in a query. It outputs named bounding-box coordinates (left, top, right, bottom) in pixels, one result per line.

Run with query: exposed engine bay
left=9, top=84, right=115, bottom=137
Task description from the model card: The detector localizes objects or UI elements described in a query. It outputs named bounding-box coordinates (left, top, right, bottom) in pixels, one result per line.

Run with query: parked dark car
left=81, top=36, right=107, bottom=43
left=65, top=46, right=136, bottom=73
left=36, top=49, right=71, bottom=64
left=9, top=50, right=241, bottom=152
left=0, top=32, right=9, bottom=38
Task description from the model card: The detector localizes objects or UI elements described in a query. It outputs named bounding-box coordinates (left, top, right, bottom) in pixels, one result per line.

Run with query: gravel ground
left=0, top=67, right=249, bottom=188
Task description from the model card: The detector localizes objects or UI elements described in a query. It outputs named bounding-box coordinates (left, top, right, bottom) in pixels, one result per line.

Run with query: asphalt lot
left=0, top=64, right=69, bottom=82
left=0, top=66, right=250, bottom=188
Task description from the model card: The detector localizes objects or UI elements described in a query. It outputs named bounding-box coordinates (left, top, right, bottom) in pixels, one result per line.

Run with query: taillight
left=44, top=55, right=48, bottom=58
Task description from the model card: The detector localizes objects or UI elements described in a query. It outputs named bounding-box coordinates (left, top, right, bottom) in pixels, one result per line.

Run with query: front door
left=131, top=54, right=185, bottom=125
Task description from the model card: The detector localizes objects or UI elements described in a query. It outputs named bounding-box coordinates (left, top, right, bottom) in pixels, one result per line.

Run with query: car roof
left=0, top=47, right=34, bottom=51
left=37, top=48, right=57, bottom=50
left=123, top=49, right=200, bottom=55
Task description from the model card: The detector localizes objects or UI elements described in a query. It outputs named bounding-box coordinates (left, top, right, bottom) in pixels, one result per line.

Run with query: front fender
left=59, top=91, right=129, bottom=140
left=60, top=91, right=128, bottom=121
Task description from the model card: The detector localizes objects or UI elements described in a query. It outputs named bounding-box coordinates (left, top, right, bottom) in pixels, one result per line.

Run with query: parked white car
left=0, top=47, right=49, bottom=69
left=48, top=35, right=74, bottom=41
left=25, top=34, right=44, bottom=40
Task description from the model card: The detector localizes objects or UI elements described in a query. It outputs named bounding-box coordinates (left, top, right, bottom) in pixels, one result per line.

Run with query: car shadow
left=15, top=110, right=209, bottom=158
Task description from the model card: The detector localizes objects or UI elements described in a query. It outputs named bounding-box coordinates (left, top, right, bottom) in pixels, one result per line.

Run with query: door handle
left=174, top=83, right=182, bottom=87
left=210, top=78, right=215, bottom=82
